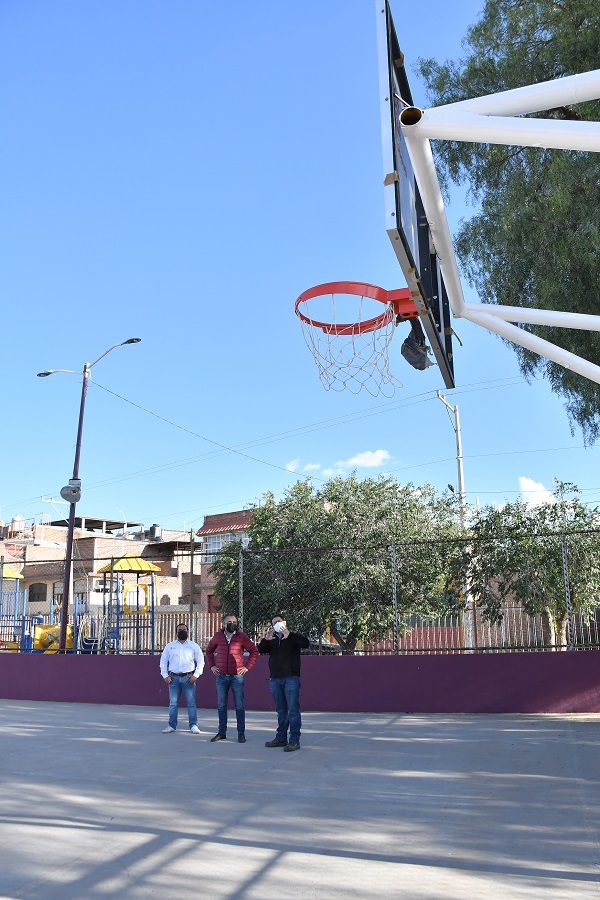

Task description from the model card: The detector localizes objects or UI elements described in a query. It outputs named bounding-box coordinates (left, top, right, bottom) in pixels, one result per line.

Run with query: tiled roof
left=198, top=524, right=248, bottom=536
left=196, top=509, right=252, bottom=536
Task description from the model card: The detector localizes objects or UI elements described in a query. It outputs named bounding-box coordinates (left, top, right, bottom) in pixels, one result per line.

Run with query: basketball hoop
left=295, top=281, right=418, bottom=396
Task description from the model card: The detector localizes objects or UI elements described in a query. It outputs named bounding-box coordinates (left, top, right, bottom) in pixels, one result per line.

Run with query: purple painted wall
left=0, top=651, right=598, bottom=712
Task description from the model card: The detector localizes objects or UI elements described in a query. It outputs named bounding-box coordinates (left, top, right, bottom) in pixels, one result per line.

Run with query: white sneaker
left=190, top=725, right=201, bottom=734
left=162, top=726, right=176, bottom=733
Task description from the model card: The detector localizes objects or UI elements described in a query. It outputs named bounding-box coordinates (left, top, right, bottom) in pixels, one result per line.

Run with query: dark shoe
left=284, top=742, right=300, bottom=752
left=238, top=733, right=246, bottom=743
left=210, top=733, right=226, bottom=742
left=265, top=739, right=287, bottom=748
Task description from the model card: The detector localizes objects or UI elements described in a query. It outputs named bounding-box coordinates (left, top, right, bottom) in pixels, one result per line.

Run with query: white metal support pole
left=442, top=69, right=600, bottom=116
left=398, top=67, right=600, bottom=388
left=400, top=131, right=466, bottom=319
left=401, top=69, right=600, bottom=151
left=463, top=307, right=600, bottom=386
left=409, top=110, right=600, bottom=152
left=400, top=129, right=600, bottom=383
left=463, top=303, right=600, bottom=331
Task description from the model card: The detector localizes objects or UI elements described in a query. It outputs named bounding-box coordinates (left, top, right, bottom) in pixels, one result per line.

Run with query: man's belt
left=169, top=671, right=194, bottom=676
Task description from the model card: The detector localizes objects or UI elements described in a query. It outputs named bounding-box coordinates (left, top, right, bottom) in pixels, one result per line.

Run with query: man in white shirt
left=159, top=622, right=204, bottom=734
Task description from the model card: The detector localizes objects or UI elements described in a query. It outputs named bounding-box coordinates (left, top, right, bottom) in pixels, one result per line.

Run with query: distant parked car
left=303, top=639, right=342, bottom=655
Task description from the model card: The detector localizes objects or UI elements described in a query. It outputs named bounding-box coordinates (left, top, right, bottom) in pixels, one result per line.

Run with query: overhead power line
left=3, top=373, right=590, bottom=516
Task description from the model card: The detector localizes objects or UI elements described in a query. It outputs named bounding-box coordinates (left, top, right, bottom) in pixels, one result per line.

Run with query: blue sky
left=2, top=0, right=598, bottom=532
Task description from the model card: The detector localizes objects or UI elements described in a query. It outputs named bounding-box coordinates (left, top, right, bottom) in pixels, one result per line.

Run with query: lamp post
left=436, top=391, right=466, bottom=523
left=38, top=338, right=141, bottom=651
left=437, top=390, right=474, bottom=650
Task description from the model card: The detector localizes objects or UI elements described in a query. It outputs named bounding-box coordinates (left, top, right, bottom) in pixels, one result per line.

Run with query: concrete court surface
left=0, top=702, right=599, bottom=899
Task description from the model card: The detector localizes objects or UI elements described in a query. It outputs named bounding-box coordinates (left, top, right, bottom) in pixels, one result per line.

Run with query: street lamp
left=437, top=390, right=475, bottom=651
left=436, top=390, right=466, bottom=524
left=37, top=338, right=141, bottom=651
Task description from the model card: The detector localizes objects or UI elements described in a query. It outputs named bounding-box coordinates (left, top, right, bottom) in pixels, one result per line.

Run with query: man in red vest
left=205, top=613, right=259, bottom=743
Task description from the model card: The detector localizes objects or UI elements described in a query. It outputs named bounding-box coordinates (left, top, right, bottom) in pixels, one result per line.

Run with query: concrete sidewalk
left=0, top=701, right=598, bottom=898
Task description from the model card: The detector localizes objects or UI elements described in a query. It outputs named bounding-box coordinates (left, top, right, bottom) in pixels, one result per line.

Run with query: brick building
left=193, top=509, right=252, bottom=612
left=1, top=515, right=194, bottom=614
left=1, top=509, right=254, bottom=616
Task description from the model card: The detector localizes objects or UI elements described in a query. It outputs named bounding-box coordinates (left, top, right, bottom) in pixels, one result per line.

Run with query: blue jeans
left=269, top=676, right=301, bottom=744
left=168, top=674, right=198, bottom=729
left=216, top=674, right=245, bottom=734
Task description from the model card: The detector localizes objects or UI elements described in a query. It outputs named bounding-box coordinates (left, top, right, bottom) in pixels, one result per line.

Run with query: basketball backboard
left=376, top=0, right=455, bottom=387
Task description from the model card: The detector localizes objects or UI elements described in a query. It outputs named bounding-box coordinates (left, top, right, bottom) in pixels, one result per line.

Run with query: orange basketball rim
left=294, top=281, right=418, bottom=335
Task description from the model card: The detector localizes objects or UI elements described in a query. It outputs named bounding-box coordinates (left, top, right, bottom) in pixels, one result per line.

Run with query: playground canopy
left=1, top=565, right=23, bottom=580
left=96, top=553, right=161, bottom=574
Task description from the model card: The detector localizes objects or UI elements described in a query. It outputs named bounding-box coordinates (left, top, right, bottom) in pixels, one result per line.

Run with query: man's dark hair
left=176, top=622, right=188, bottom=631
left=222, top=613, right=238, bottom=622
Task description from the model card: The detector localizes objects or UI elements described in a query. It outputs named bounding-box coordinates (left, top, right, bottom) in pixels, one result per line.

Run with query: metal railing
left=1, top=604, right=599, bottom=654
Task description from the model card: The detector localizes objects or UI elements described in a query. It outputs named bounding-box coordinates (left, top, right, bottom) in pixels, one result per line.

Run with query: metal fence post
left=189, top=529, right=195, bottom=619
left=390, top=543, right=398, bottom=653
left=238, top=549, right=244, bottom=631
left=560, top=533, right=575, bottom=650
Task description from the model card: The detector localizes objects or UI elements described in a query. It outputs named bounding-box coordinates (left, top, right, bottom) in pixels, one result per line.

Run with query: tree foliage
left=209, top=475, right=464, bottom=651
left=463, top=482, right=600, bottom=646
left=418, top=1, right=600, bottom=441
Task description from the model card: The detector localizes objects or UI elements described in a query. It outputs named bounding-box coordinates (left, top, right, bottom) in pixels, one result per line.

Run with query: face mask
left=177, top=630, right=188, bottom=641
left=226, top=622, right=237, bottom=633
left=273, top=621, right=286, bottom=634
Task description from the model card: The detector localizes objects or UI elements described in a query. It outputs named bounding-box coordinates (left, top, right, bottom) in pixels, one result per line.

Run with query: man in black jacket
left=258, top=614, right=309, bottom=752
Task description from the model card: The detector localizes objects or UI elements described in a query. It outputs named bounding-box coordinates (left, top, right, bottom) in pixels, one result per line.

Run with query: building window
left=207, top=594, right=220, bottom=613
left=201, top=531, right=249, bottom=564
left=29, top=583, right=47, bottom=603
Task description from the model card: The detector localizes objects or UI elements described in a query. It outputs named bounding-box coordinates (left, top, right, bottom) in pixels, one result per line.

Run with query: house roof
left=196, top=510, right=252, bottom=537
left=22, top=562, right=65, bottom=582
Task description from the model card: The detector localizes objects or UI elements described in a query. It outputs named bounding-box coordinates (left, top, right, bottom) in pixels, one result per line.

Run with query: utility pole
left=437, top=390, right=466, bottom=521
left=437, top=390, right=473, bottom=651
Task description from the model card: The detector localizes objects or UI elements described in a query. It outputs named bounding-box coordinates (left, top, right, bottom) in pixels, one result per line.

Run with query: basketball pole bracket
left=399, top=69, right=600, bottom=386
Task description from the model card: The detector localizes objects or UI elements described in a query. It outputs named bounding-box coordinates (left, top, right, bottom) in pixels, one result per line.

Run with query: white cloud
left=518, top=476, right=555, bottom=508
left=285, top=459, right=300, bottom=473
left=303, top=463, right=321, bottom=472
left=335, top=449, right=392, bottom=469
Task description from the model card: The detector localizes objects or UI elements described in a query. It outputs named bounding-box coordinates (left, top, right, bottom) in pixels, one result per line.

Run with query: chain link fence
left=2, top=530, right=600, bottom=653
left=212, top=530, right=600, bottom=653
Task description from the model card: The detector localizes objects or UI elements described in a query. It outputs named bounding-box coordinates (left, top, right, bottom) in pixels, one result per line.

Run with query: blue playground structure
left=0, top=565, right=157, bottom=654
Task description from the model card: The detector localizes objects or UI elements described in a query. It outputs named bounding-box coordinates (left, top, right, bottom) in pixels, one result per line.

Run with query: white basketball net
left=297, top=290, right=402, bottom=398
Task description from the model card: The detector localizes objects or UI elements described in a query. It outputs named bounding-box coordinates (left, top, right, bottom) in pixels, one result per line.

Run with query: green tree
left=210, top=475, right=464, bottom=651
left=418, top=1, right=600, bottom=441
left=464, top=482, right=600, bottom=647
